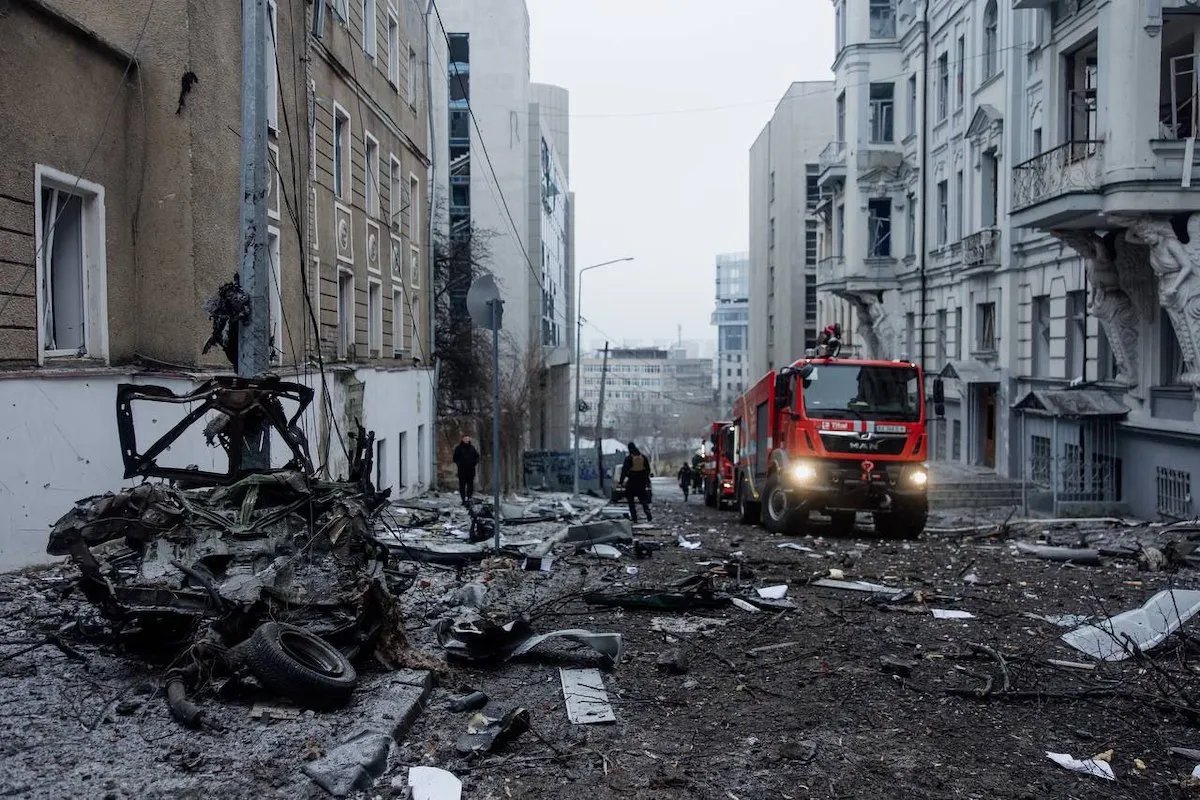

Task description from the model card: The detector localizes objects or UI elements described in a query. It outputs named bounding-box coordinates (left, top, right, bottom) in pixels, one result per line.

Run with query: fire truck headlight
left=791, top=462, right=818, bottom=484
left=909, top=468, right=928, bottom=487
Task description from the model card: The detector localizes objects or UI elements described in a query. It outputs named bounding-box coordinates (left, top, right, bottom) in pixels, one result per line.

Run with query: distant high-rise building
left=713, top=252, right=750, bottom=412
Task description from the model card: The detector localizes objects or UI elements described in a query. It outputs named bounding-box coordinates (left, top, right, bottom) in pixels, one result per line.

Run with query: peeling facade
left=816, top=0, right=1200, bottom=520
left=0, top=0, right=438, bottom=569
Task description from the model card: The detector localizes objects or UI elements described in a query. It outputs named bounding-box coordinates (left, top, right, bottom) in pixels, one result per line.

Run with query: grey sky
left=526, top=0, right=834, bottom=349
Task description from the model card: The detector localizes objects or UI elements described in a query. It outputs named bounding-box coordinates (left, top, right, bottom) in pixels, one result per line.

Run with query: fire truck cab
left=731, top=348, right=929, bottom=539
left=702, top=421, right=736, bottom=509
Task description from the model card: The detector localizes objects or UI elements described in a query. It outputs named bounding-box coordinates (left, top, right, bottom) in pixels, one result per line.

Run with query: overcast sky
left=526, top=0, right=834, bottom=350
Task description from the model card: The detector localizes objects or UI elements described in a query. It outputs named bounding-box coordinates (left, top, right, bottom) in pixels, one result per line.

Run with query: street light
left=572, top=257, right=635, bottom=496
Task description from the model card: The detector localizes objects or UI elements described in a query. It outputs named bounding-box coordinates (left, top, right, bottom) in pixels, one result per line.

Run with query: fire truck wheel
left=829, top=511, right=857, bottom=537
left=761, top=477, right=793, bottom=534
left=738, top=483, right=760, bottom=525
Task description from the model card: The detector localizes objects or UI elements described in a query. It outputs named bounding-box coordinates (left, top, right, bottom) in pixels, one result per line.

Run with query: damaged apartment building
left=0, top=0, right=441, bottom=569
left=813, top=0, right=1200, bottom=519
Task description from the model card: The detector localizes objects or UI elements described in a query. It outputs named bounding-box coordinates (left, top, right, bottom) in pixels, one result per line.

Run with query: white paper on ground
left=1045, top=752, right=1115, bottom=781
left=931, top=609, right=976, bottom=619
left=677, top=536, right=702, bottom=550
left=408, top=766, right=464, bottom=800
left=777, top=542, right=814, bottom=552
left=731, top=598, right=760, bottom=613
left=584, top=544, right=623, bottom=559
left=756, top=585, right=788, bottom=600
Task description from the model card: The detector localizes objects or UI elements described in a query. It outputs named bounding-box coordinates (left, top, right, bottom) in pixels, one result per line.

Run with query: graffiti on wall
left=523, top=450, right=623, bottom=493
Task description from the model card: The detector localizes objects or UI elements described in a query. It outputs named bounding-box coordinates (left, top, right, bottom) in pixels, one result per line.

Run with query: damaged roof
left=940, top=360, right=1001, bottom=384
left=1012, top=388, right=1129, bottom=418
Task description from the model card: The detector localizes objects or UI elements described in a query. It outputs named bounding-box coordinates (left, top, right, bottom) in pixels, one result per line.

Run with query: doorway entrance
left=978, top=385, right=997, bottom=468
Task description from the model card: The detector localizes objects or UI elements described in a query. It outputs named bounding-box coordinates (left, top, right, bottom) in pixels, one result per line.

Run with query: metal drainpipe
left=919, top=0, right=930, bottom=376
left=425, top=0, right=438, bottom=490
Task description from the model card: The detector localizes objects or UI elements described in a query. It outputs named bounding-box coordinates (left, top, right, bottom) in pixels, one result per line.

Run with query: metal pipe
left=571, top=257, right=634, bottom=496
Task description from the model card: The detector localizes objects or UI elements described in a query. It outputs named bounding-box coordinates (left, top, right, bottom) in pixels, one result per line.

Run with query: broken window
left=1065, top=38, right=1099, bottom=155
left=337, top=269, right=354, bottom=358
left=868, top=198, right=892, bottom=257
left=953, top=307, right=963, bottom=359
left=387, top=11, right=400, bottom=87
left=805, top=220, right=818, bottom=266
left=267, top=0, right=278, bottom=132
left=956, top=35, right=965, bottom=108
left=410, top=245, right=420, bottom=289
left=869, top=0, right=895, bottom=39
left=335, top=0, right=348, bottom=22
left=936, top=180, right=948, bottom=245
left=836, top=92, right=846, bottom=141
left=368, top=280, right=382, bottom=355
left=1031, top=435, right=1051, bottom=486
left=907, top=74, right=917, bottom=137
left=1161, top=26, right=1198, bottom=140
left=805, top=164, right=820, bottom=210
left=937, top=53, right=949, bottom=120
left=976, top=301, right=996, bottom=352
left=268, top=227, right=282, bottom=364
left=955, top=170, right=964, bottom=241
left=935, top=309, right=947, bottom=367
left=389, top=155, right=402, bottom=230
left=905, top=193, right=916, bottom=255
left=408, top=47, right=418, bottom=105
left=38, top=170, right=105, bottom=358
left=983, top=1, right=998, bottom=80
left=393, top=288, right=405, bottom=353
left=1065, top=290, right=1086, bottom=380
left=1160, top=314, right=1185, bottom=385
left=981, top=150, right=999, bottom=227
left=1032, top=295, right=1050, bottom=377
left=363, top=0, right=376, bottom=58
left=409, top=175, right=421, bottom=244
left=333, top=106, right=350, bottom=199
left=364, top=134, right=379, bottom=216
left=869, top=82, right=895, bottom=143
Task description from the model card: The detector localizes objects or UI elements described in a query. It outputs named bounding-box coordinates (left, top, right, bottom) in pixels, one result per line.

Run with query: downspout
left=425, top=0, right=438, bottom=490
left=919, top=0, right=930, bottom=375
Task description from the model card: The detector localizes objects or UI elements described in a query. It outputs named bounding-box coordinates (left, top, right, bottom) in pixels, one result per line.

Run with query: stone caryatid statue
left=1053, top=229, right=1141, bottom=388
left=843, top=292, right=895, bottom=360
left=1118, top=214, right=1200, bottom=387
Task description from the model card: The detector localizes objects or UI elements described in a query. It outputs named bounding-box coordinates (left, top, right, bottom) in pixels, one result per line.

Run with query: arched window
left=983, top=1, right=999, bottom=79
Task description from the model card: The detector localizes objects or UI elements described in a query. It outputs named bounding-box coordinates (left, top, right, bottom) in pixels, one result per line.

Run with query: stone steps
left=929, top=480, right=1024, bottom=509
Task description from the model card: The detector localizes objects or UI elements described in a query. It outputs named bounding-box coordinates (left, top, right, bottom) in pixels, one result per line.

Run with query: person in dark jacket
left=620, top=442, right=654, bottom=523
left=452, top=435, right=480, bottom=504
left=677, top=463, right=693, bottom=502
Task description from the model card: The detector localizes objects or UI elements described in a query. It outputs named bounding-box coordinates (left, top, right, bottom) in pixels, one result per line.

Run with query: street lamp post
left=572, top=257, right=634, bottom=496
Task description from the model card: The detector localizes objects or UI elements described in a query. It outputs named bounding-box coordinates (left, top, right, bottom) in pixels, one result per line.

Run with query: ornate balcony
left=963, top=227, right=1000, bottom=267
left=1012, top=141, right=1105, bottom=211
left=818, top=141, right=846, bottom=187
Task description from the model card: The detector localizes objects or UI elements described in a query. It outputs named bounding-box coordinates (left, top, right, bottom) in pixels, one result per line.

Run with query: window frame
left=408, top=173, right=421, bottom=244
left=408, top=46, right=418, bottom=107
left=868, top=82, right=895, bottom=143
left=362, top=0, right=377, bottom=59
left=33, top=164, right=109, bottom=363
left=409, top=244, right=421, bottom=290
left=367, top=277, right=383, bottom=355
left=266, top=0, right=279, bottom=133
left=267, top=226, right=282, bottom=364
left=392, top=287, right=406, bottom=354
left=386, top=6, right=400, bottom=88
left=364, top=131, right=380, bottom=217
left=332, top=102, right=351, bottom=200
left=337, top=267, right=355, bottom=358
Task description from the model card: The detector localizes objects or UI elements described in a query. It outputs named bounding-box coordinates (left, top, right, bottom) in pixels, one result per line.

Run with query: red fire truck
left=729, top=329, right=932, bottom=538
left=702, top=421, right=737, bottom=509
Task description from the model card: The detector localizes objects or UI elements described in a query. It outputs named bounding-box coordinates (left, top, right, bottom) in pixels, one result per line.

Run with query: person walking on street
left=677, top=463, right=693, bottom=502
left=620, top=442, right=654, bottom=523
left=453, top=435, right=480, bottom=505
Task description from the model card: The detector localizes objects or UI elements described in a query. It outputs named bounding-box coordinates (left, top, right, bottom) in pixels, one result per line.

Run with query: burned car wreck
left=47, top=377, right=403, bottom=726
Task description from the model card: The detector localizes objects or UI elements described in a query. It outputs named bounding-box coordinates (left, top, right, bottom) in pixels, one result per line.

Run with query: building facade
left=580, top=347, right=715, bottom=458
left=435, top=0, right=574, bottom=451
left=713, top=251, right=751, bottom=412
left=748, top=81, right=837, bottom=378
left=815, top=0, right=1200, bottom=520
left=0, top=0, right=437, bottom=569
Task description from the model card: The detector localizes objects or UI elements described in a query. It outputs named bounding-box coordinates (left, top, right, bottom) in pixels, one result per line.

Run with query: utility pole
left=489, top=298, right=502, bottom=551
left=594, top=342, right=609, bottom=491
left=238, top=0, right=271, bottom=468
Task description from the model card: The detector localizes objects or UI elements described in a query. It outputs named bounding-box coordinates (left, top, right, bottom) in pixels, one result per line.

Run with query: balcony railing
left=963, top=227, right=1000, bottom=266
left=816, top=256, right=845, bottom=286
left=819, top=141, right=847, bottom=172
left=1012, top=141, right=1104, bottom=211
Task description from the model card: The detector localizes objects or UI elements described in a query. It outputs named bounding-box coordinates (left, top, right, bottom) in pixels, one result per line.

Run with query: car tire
left=761, top=476, right=791, bottom=534
left=242, top=622, right=357, bottom=708
left=738, top=482, right=760, bottom=525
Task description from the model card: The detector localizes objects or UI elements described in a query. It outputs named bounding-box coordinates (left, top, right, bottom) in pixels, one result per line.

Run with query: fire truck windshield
left=800, top=364, right=920, bottom=421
